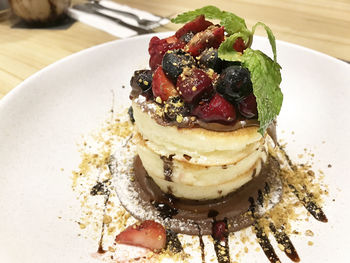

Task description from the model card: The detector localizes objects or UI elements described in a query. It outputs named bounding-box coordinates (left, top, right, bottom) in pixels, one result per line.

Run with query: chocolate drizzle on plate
left=107, top=148, right=328, bottom=262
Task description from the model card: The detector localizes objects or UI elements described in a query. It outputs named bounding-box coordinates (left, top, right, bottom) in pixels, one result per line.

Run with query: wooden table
left=1, top=0, right=349, bottom=99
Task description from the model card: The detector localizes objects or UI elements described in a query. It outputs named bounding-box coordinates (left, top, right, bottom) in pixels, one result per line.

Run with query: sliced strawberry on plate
left=185, top=26, right=225, bottom=56
left=175, top=15, right=213, bottom=38
left=152, top=66, right=178, bottom=101
left=148, top=36, right=186, bottom=70
left=115, top=220, right=166, bottom=251
left=192, top=93, right=236, bottom=123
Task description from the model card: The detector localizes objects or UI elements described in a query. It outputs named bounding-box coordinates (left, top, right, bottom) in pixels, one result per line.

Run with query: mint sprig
left=172, top=6, right=283, bottom=135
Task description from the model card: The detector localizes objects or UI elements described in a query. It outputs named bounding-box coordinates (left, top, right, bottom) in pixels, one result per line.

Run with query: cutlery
left=72, top=3, right=154, bottom=35
left=87, top=0, right=163, bottom=28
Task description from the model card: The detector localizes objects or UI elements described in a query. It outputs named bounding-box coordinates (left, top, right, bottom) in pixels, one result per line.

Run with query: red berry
left=148, top=36, right=186, bottom=70
left=152, top=66, right=178, bottom=101
left=238, top=93, right=258, bottom=118
left=176, top=68, right=213, bottom=103
left=192, top=93, right=236, bottom=123
left=185, top=26, right=225, bottom=56
left=233, top=37, right=246, bottom=53
left=115, top=220, right=166, bottom=251
left=212, top=221, right=228, bottom=241
left=175, top=15, right=213, bottom=39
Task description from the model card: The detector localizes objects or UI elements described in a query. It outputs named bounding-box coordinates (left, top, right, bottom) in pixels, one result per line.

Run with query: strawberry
left=175, top=15, right=213, bottom=38
left=176, top=68, right=213, bottom=103
left=192, top=93, right=236, bottom=123
left=115, top=220, right=166, bottom=251
left=233, top=37, right=246, bottom=53
left=152, top=66, right=178, bottom=101
left=185, top=26, right=225, bottom=56
left=148, top=36, right=186, bottom=70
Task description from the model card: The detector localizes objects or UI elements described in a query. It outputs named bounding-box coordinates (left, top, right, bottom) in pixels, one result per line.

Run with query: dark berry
left=185, top=26, right=225, bottom=56
left=212, top=221, right=228, bottom=241
left=192, top=93, right=236, bottom=123
left=162, top=50, right=195, bottom=83
left=238, top=93, right=258, bottom=118
left=216, top=65, right=253, bottom=103
left=198, top=48, right=223, bottom=73
left=176, top=68, right=213, bottom=104
left=164, top=97, right=189, bottom=121
left=175, top=15, right=213, bottom=39
left=130, top=70, right=153, bottom=99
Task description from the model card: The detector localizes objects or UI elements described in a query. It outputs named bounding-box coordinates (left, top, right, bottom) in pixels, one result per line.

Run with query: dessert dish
left=126, top=5, right=283, bottom=227
left=72, top=6, right=329, bottom=263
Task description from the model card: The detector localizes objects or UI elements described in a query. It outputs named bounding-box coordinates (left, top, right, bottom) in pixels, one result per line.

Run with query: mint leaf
left=171, top=6, right=251, bottom=38
left=171, top=6, right=222, bottom=23
left=241, top=49, right=283, bottom=134
left=252, top=22, right=277, bottom=62
left=218, top=33, right=247, bottom=61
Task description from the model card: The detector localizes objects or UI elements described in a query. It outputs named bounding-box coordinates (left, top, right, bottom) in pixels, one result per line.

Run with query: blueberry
left=130, top=69, right=153, bottom=98
left=162, top=49, right=195, bottom=83
left=163, top=96, right=189, bottom=121
left=216, top=66, right=253, bottom=103
left=198, top=48, right=223, bottom=73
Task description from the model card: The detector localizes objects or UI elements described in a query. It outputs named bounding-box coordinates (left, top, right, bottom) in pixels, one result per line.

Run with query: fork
left=87, top=0, right=164, bottom=28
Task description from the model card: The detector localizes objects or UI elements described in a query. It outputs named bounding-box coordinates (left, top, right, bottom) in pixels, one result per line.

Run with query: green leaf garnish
left=172, top=6, right=283, bottom=135
left=252, top=22, right=277, bottom=62
left=241, top=49, right=283, bottom=134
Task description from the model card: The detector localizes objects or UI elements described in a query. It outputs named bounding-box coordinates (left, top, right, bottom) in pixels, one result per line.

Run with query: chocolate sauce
left=196, top=224, right=206, bottom=263
left=210, top=215, right=230, bottom=263
left=249, top=198, right=281, bottom=263
left=289, top=184, right=328, bottom=223
left=117, top=155, right=282, bottom=235
left=165, top=229, right=183, bottom=253
left=269, top=223, right=300, bottom=262
left=160, top=155, right=175, bottom=182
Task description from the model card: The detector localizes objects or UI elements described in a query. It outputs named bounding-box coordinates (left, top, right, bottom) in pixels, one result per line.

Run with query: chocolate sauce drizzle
left=249, top=197, right=281, bottom=263
left=269, top=223, right=300, bottom=262
left=160, top=154, right=175, bottom=182
left=105, top=146, right=329, bottom=262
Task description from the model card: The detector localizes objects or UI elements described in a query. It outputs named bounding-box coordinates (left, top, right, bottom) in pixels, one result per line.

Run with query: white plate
left=0, top=33, right=350, bottom=263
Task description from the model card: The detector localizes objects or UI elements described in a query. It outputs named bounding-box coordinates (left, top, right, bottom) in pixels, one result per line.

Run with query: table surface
left=0, top=0, right=349, bottom=100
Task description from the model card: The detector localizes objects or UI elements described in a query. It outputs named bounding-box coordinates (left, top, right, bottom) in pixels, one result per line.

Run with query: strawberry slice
left=148, top=36, right=186, bottom=70
left=192, top=93, right=236, bottom=123
left=233, top=37, right=246, bottom=53
left=152, top=66, right=178, bottom=101
left=176, top=68, right=213, bottom=103
left=115, top=220, right=166, bottom=251
left=175, top=15, right=213, bottom=38
left=185, top=26, right=225, bottom=56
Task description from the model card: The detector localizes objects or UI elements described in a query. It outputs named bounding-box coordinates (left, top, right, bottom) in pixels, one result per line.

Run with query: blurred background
left=0, top=0, right=349, bottom=99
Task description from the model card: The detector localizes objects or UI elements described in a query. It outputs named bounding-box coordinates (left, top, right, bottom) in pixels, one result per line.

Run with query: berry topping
left=152, top=66, right=178, bottom=101
left=179, top=32, right=195, bottom=43
left=198, top=48, right=223, bottom=73
left=162, top=49, right=195, bottom=83
left=175, top=15, right=213, bottom=39
left=185, top=26, right=225, bottom=56
left=212, top=221, right=228, bottom=241
left=148, top=36, right=186, bottom=70
left=130, top=70, right=153, bottom=99
left=233, top=37, right=246, bottom=53
left=192, top=93, right=236, bottom=123
left=164, top=96, right=189, bottom=121
left=216, top=65, right=253, bottom=103
left=238, top=93, right=258, bottom=118
left=115, top=220, right=166, bottom=251
left=177, top=68, right=213, bottom=104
